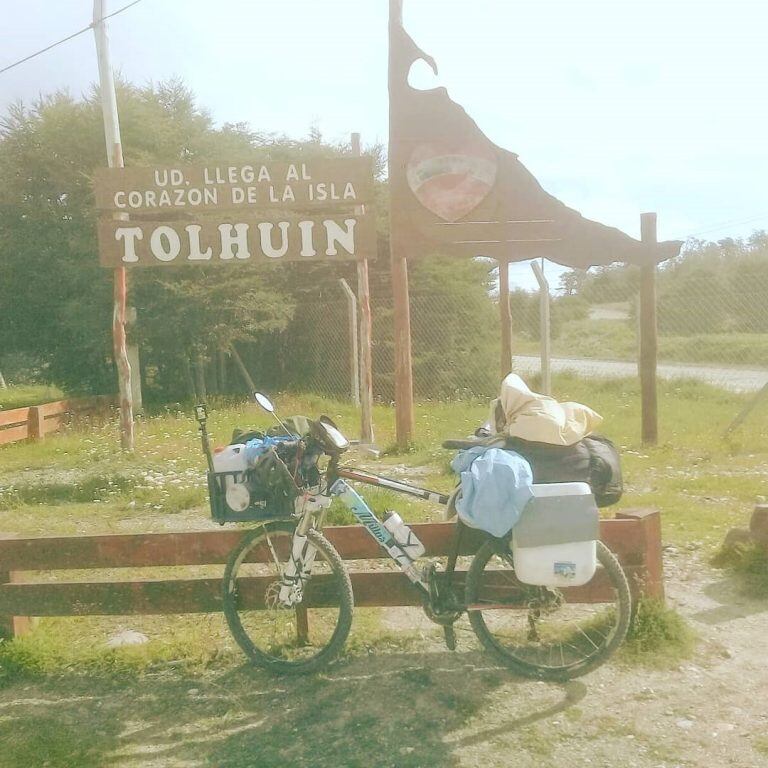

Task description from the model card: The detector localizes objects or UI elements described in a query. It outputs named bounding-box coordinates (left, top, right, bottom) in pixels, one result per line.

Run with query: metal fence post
left=351, top=132, right=375, bottom=443
left=640, top=213, right=659, bottom=445
left=339, top=279, right=360, bottom=405
left=531, top=261, right=551, bottom=395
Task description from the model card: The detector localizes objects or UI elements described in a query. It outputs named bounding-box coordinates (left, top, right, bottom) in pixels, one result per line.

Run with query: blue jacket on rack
left=451, top=446, right=534, bottom=538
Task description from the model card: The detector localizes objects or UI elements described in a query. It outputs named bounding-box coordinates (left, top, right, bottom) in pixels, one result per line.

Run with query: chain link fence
left=509, top=254, right=768, bottom=396
left=240, top=240, right=768, bottom=442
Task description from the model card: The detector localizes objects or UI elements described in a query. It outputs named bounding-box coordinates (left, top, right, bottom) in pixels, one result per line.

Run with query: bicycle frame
left=276, top=457, right=455, bottom=605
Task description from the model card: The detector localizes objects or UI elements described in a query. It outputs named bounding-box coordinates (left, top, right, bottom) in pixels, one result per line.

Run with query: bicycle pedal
left=443, top=625, right=457, bottom=651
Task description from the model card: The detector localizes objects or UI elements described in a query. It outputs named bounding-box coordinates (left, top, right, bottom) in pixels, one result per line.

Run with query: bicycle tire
left=466, top=539, right=631, bottom=681
left=222, top=520, right=354, bottom=674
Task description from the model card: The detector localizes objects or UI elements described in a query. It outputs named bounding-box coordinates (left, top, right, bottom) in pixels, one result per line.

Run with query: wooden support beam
left=616, top=508, right=664, bottom=600
left=296, top=605, right=310, bottom=645
left=339, top=279, right=360, bottom=405
left=0, top=535, right=31, bottom=638
left=0, top=566, right=648, bottom=616
left=391, top=253, right=414, bottom=447
left=0, top=515, right=660, bottom=571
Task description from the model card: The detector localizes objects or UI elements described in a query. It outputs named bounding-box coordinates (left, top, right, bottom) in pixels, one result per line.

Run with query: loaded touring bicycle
left=196, top=393, right=631, bottom=680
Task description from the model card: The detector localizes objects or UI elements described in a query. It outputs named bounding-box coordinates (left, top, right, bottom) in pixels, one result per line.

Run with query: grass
left=516, top=314, right=768, bottom=367
left=620, top=598, right=696, bottom=667
left=755, top=735, right=768, bottom=757
left=711, top=540, right=768, bottom=597
left=0, top=375, right=765, bottom=677
left=0, top=384, right=64, bottom=411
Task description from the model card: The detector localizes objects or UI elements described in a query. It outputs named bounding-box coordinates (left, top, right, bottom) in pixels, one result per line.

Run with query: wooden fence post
left=639, top=212, right=659, bottom=445
left=616, top=509, right=664, bottom=601
left=0, top=535, right=31, bottom=639
left=28, top=406, right=45, bottom=441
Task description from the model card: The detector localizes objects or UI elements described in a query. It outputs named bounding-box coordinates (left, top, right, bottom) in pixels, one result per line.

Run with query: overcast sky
left=1, top=0, right=767, bottom=288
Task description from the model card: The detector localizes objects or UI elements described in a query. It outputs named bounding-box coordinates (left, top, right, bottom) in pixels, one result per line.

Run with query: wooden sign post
left=93, top=0, right=134, bottom=452
left=387, top=2, right=683, bottom=448
left=94, top=155, right=377, bottom=444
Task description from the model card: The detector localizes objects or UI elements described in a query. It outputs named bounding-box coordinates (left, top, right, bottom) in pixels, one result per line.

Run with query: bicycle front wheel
left=222, top=521, right=354, bottom=674
left=466, top=540, right=631, bottom=680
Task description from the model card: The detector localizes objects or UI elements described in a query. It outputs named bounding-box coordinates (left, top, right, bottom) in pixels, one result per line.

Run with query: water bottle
left=382, top=511, right=426, bottom=559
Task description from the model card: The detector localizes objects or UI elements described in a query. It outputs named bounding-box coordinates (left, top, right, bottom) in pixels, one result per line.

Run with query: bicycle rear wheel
left=222, top=521, right=353, bottom=674
left=465, top=540, right=631, bottom=680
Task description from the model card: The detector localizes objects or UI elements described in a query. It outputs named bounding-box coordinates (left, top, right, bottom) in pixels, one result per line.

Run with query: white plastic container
left=212, top=444, right=250, bottom=511
left=512, top=482, right=598, bottom=588
left=212, top=444, right=248, bottom=474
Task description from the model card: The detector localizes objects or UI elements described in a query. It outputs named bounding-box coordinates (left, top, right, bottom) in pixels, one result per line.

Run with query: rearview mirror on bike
left=253, top=392, right=275, bottom=413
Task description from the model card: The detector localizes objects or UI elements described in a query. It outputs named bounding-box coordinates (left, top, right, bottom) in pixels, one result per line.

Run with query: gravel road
left=514, top=355, right=768, bottom=393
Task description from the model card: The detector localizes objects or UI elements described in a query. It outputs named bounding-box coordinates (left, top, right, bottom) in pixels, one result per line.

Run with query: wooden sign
left=94, top=157, right=374, bottom=213
left=93, top=155, right=377, bottom=268
left=388, top=4, right=683, bottom=269
left=97, top=213, right=375, bottom=268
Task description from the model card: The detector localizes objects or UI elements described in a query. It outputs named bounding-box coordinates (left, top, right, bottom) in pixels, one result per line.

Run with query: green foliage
left=576, top=264, right=640, bottom=303
left=658, top=266, right=728, bottom=334
left=621, top=598, right=695, bottom=665
left=508, top=288, right=589, bottom=341
left=0, top=384, right=63, bottom=410
left=711, top=540, right=768, bottom=597
left=372, top=257, right=499, bottom=400
left=0, top=80, right=498, bottom=403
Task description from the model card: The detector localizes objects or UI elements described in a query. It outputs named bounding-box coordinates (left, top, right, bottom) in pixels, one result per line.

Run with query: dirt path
left=1, top=551, right=767, bottom=768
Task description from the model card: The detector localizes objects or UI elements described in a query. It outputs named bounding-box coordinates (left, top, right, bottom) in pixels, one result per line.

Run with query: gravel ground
left=0, top=549, right=767, bottom=768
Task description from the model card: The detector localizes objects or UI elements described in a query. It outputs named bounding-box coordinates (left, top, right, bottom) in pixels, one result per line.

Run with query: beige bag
left=490, top=374, right=602, bottom=446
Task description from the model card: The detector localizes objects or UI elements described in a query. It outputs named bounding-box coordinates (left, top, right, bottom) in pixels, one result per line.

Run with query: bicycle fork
left=275, top=493, right=328, bottom=608
left=276, top=481, right=430, bottom=609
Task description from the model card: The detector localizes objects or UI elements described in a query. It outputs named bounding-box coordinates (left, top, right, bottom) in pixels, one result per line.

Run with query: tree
left=0, top=81, right=362, bottom=398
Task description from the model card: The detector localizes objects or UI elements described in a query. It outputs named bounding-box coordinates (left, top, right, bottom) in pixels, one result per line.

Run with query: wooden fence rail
left=0, top=509, right=662, bottom=638
left=0, top=396, right=115, bottom=447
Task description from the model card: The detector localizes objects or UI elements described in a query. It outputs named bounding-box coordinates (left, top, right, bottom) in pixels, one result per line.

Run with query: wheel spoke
left=263, top=529, right=283, bottom=577
left=467, top=540, right=631, bottom=678
left=223, top=523, right=352, bottom=672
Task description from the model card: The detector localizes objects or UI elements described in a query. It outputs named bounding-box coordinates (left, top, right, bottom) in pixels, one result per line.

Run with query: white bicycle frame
left=276, top=479, right=431, bottom=608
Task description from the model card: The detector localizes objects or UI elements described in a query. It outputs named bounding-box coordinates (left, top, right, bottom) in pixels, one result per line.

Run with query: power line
left=0, top=0, right=144, bottom=77
left=683, top=213, right=768, bottom=240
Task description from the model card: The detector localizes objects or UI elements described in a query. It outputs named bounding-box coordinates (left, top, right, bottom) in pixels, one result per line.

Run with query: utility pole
left=93, top=0, right=134, bottom=451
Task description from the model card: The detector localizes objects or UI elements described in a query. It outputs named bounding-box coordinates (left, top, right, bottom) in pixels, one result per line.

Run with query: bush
left=508, top=290, right=590, bottom=341
left=621, top=597, right=695, bottom=665
left=711, top=540, right=768, bottom=597
left=658, top=268, right=728, bottom=335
